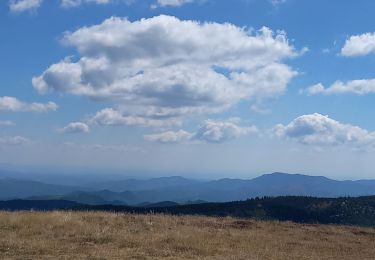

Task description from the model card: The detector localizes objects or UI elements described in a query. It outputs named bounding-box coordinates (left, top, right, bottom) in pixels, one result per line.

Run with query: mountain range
left=2, top=172, right=375, bottom=205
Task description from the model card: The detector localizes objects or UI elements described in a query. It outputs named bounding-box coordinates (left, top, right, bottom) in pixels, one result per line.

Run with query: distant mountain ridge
left=88, top=176, right=200, bottom=192
left=0, top=178, right=80, bottom=199
left=2, top=172, right=375, bottom=205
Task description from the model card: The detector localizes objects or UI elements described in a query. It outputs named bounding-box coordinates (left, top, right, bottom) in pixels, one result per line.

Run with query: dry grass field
left=0, top=211, right=375, bottom=259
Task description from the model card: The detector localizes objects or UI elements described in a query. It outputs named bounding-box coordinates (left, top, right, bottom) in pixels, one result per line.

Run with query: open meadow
left=0, top=211, right=374, bottom=259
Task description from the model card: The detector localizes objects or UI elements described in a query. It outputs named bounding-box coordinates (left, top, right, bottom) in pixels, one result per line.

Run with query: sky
left=2, top=0, right=375, bottom=179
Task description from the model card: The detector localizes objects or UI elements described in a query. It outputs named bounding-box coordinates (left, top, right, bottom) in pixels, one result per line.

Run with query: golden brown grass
left=0, top=211, right=374, bottom=259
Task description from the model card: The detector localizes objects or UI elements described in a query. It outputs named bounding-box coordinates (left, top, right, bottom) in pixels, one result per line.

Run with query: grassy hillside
left=0, top=212, right=375, bottom=259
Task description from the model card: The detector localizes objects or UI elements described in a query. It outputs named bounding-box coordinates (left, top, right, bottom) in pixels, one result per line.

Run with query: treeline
left=2, top=196, right=375, bottom=226
left=76, top=196, right=375, bottom=227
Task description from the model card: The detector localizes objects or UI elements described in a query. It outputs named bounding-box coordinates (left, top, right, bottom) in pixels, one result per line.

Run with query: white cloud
left=250, top=103, right=271, bottom=114
left=90, top=108, right=181, bottom=128
left=64, top=141, right=144, bottom=152
left=0, top=136, right=30, bottom=146
left=60, top=0, right=112, bottom=8
left=341, top=32, right=375, bottom=57
left=9, top=0, right=114, bottom=12
left=9, top=0, right=43, bottom=13
left=153, top=0, right=193, bottom=8
left=195, top=118, right=258, bottom=143
left=144, top=130, right=193, bottom=143
left=305, top=80, right=375, bottom=95
left=0, top=96, right=58, bottom=113
left=0, top=120, right=15, bottom=126
left=144, top=118, right=257, bottom=143
left=33, top=15, right=299, bottom=127
left=269, top=0, right=286, bottom=7
left=274, top=113, right=375, bottom=147
left=58, top=122, right=90, bottom=134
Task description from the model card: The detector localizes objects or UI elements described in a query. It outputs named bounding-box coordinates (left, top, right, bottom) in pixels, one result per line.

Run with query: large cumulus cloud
left=274, top=113, right=375, bottom=147
left=33, top=15, right=299, bottom=128
left=341, top=32, right=375, bottom=57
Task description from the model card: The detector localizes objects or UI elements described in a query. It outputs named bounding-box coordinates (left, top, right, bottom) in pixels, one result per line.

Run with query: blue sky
left=2, top=0, right=375, bottom=179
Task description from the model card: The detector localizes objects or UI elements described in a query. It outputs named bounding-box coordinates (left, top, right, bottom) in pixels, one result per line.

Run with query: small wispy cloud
left=151, top=0, right=194, bottom=8
left=0, top=120, right=16, bottom=126
left=0, top=96, right=57, bottom=113
left=58, top=122, right=90, bottom=134
left=303, top=79, right=375, bottom=95
left=269, top=0, right=287, bottom=7
left=0, top=136, right=30, bottom=146
left=145, top=118, right=258, bottom=144
left=9, top=0, right=43, bottom=13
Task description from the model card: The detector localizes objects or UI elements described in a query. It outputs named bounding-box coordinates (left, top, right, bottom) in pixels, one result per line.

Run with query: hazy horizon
left=1, top=163, right=373, bottom=182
